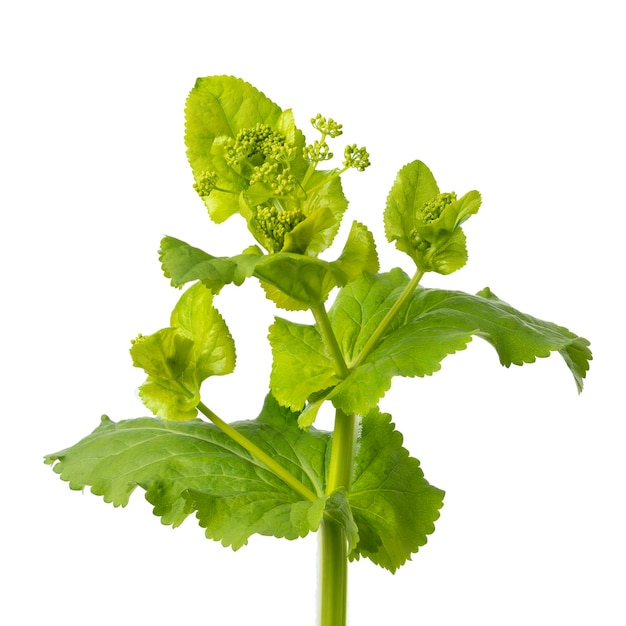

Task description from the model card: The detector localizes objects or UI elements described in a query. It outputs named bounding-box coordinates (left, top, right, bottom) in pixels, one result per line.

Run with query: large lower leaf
left=349, top=409, right=444, bottom=572
left=45, top=396, right=332, bottom=549
left=46, top=395, right=445, bottom=570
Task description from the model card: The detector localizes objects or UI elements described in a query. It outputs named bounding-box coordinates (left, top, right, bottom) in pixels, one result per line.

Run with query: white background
left=1, top=1, right=624, bottom=624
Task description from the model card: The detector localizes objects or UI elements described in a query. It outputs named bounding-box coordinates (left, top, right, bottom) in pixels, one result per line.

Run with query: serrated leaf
left=327, top=272, right=591, bottom=413
left=332, top=220, right=380, bottom=281
left=45, top=396, right=333, bottom=549
left=185, top=76, right=284, bottom=223
left=269, top=317, right=340, bottom=411
left=349, top=409, right=444, bottom=572
left=159, top=236, right=262, bottom=291
left=131, top=283, right=235, bottom=420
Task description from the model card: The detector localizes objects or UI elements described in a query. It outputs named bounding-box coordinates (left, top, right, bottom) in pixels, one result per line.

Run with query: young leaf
left=384, top=160, right=481, bottom=273
left=159, top=236, right=262, bottom=291
left=131, top=282, right=235, bottom=420
left=287, top=170, right=349, bottom=256
left=332, top=220, right=380, bottom=281
left=185, top=76, right=286, bottom=222
left=349, top=408, right=444, bottom=572
left=253, top=253, right=347, bottom=306
left=269, top=317, right=340, bottom=411
left=45, top=396, right=334, bottom=549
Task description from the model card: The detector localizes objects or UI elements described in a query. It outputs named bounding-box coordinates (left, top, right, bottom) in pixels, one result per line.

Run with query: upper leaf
left=185, top=76, right=286, bottom=222
left=384, top=160, right=481, bottom=274
left=254, top=253, right=347, bottom=307
left=45, top=396, right=333, bottom=550
left=131, top=282, right=235, bottom=420
left=349, top=408, right=444, bottom=572
left=159, top=236, right=262, bottom=292
left=186, top=75, right=351, bottom=257
left=269, top=270, right=592, bottom=418
left=269, top=317, right=340, bottom=411
left=328, top=272, right=591, bottom=413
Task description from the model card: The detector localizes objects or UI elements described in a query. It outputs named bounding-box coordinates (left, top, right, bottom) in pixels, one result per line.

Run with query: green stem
left=320, top=518, right=348, bottom=626
left=320, top=409, right=358, bottom=626
left=197, top=402, right=318, bottom=503
left=351, top=267, right=425, bottom=369
left=326, top=410, right=358, bottom=494
left=311, top=302, right=350, bottom=379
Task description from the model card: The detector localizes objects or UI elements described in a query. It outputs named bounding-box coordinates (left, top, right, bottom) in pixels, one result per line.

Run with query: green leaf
left=349, top=408, right=444, bottom=572
left=332, top=220, right=380, bottom=281
left=324, top=488, right=359, bottom=552
left=185, top=76, right=284, bottom=217
left=131, top=283, right=235, bottom=420
left=269, top=317, right=340, bottom=411
left=327, top=272, right=591, bottom=413
left=384, top=160, right=481, bottom=273
left=384, top=160, right=439, bottom=253
left=186, top=76, right=283, bottom=170
left=159, top=236, right=262, bottom=291
left=45, top=396, right=333, bottom=549
left=253, top=253, right=347, bottom=306
left=290, top=170, right=349, bottom=255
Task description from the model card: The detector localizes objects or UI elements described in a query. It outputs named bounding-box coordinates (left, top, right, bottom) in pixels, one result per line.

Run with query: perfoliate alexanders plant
left=46, top=76, right=592, bottom=625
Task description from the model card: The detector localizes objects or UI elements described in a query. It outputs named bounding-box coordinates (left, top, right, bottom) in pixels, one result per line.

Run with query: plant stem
left=320, top=409, right=358, bottom=626
left=311, top=302, right=350, bottom=378
left=351, top=267, right=425, bottom=369
left=197, top=402, right=318, bottom=502
left=320, top=517, right=349, bottom=626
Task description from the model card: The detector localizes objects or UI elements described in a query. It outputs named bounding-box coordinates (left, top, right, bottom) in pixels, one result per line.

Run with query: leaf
left=349, top=408, right=444, bottom=572
left=384, top=160, right=439, bottom=262
left=384, top=160, right=481, bottom=273
left=292, top=171, right=349, bottom=255
left=332, top=220, right=380, bottom=281
left=185, top=75, right=283, bottom=181
left=324, top=488, right=360, bottom=553
left=253, top=253, right=347, bottom=306
left=327, top=272, right=591, bottom=413
left=269, top=317, right=340, bottom=411
left=159, top=236, right=262, bottom=291
left=131, top=283, right=235, bottom=420
left=45, top=396, right=334, bottom=550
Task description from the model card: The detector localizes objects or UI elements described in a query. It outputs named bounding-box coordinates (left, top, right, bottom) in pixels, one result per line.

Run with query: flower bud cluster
left=225, top=123, right=287, bottom=166
left=418, top=192, right=457, bottom=223
left=193, top=171, right=219, bottom=197
left=343, top=145, right=371, bottom=172
left=255, top=205, right=306, bottom=252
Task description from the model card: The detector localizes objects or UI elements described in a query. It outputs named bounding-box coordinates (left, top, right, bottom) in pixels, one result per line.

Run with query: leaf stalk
left=351, top=267, right=425, bottom=369
left=197, top=402, right=318, bottom=502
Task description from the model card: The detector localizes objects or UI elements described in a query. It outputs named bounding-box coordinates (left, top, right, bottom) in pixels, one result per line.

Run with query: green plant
left=45, top=76, right=591, bottom=625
